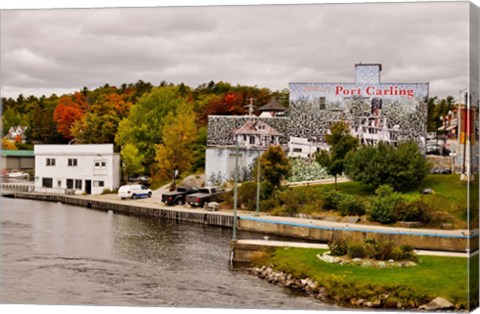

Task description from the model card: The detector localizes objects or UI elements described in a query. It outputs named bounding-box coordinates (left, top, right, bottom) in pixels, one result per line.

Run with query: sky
left=0, top=0, right=479, bottom=101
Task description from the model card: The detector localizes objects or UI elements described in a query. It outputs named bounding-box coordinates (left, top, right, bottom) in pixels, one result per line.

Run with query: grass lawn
left=291, top=174, right=474, bottom=225
left=262, top=247, right=470, bottom=308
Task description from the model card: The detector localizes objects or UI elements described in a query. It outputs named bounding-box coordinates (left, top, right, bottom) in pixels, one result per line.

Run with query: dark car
left=161, top=186, right=199, bottom=205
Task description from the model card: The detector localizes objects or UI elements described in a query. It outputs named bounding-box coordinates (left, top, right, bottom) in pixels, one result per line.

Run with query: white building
left=288, top=136, right=328, bottom=159
left=34, top=144, right=121, bottom=195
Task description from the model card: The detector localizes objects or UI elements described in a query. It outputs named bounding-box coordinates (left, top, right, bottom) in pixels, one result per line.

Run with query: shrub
left=345, top=140, right=431, bottom=192
left=322, top=189, right=342, bottom=210
left=347, top=242, right=367, bottom=258
left=337, top=194, right=366, bottom=216
left=328, top=238, right=348, bottom=256
left=238, top=181, right=258, bottom=210
left=370, top=186, right=405, bottom=224
left=260, top=198, right=279, bottom=212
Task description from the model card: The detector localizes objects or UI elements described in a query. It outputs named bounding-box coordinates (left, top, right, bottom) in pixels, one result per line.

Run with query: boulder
left=421, top=188, right=434, bottom=195
left=181, top=174, right=205, bottom=188
left=419, top=297, right=454, bottom=310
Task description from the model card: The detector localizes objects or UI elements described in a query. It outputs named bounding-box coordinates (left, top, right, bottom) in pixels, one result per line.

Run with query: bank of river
left=0, top=197, right=332, bottom=309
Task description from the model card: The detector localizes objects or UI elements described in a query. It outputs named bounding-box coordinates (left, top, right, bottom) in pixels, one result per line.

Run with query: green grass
left=262, top=247, right=469, bottom=308
left=290, top=174, right=474, bottom=224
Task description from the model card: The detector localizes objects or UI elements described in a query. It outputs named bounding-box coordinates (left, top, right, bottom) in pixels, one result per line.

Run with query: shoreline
left=1, top=190, right=477, bottom=253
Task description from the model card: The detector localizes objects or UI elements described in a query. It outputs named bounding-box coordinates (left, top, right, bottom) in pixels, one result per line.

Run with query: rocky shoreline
left=249, top=265, right=457, bottom=311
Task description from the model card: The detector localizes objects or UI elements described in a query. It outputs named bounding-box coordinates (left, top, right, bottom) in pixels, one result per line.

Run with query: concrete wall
left=237, top=217, right=475, bottom=252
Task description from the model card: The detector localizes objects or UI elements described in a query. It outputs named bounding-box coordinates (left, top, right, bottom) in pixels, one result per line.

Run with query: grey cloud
left=1, top=2, right=472, bottom=98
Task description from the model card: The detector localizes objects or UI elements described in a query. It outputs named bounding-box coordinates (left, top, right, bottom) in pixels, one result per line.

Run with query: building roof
left=233, top=120, right=282, bottom=136
left=257, top=98, right=288, bottom=112
left=0, top=150, right=34, bottom=157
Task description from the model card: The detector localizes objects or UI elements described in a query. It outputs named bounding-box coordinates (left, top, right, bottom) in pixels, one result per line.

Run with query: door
left=85, top=180, right=92, bottom=194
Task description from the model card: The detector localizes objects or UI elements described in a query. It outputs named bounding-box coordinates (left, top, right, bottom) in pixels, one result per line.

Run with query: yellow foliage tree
left=2, top=138, right=17, bottom=150
left=154, top=103, right=198, bottom=189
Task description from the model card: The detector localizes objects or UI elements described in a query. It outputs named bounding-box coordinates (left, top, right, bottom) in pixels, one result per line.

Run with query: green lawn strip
left=265, top=248, right=468, bottom=307
left=291, top=174, right=470, bottom=223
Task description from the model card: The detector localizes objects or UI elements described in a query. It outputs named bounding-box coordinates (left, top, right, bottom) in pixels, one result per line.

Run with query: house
left=288, top=137, right=328, bottom=159
left=0, top=150, right=35, bottom=171
left=4, top=125, right=28, bottom=143
left=257, top=98, right=288, bottom=117
left=232, top=120, right=282, bottom=148
left=34, top=144, right=121, bottom=195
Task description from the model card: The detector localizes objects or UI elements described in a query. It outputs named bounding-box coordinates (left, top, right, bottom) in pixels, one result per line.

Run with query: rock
left=388, top=259, right=395, bottom=263
left=419, top=297, right=454, bottom=310
left=377, top=261, right=387, bottom=268
left=441, top=223, right=453, bottom=230
left=181, top=174, right=205, bottom=188
left=421, top=188, right=434, bottom=194
left=362, top=261, right=372, bottom=267
left=356, top=298, right=365, bottom=306
left=352, top=258, right=363, bottom=265
left=347, top=217, right=360, bottom=223
left=398, top=221, right=423, bottom=228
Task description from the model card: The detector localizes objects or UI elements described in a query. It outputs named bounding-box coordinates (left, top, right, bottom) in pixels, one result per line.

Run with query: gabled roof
left=257, top=98, right=288, bottom=112
left=233, top=120, right=282, bottom=136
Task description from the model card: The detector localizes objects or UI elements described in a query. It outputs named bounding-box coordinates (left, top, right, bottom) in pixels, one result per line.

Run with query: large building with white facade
left=34, top=144, right=121, bottom=195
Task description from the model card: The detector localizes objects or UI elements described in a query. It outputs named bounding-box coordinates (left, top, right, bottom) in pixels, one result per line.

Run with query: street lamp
left=232, top=137, right=239, bottom=240
left=256, top=148, right=261, bottom=216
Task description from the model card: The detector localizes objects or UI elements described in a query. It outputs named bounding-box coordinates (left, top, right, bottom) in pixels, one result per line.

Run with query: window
left=68, top=158, right=78, bottom=167
left=75, top=179, right=82, bottom=190
left=293, top=148, right=303, bottom=153
left=66, top=179, right=74, bottom=189
left=94, top=160, right=107, bottom=167
left=249, top=136, right=255, bottom=145
left=46, top=158, right=56, bottom=166
left=93, top=180, right=104, bottom=187
left=319, top=97, right=326, bottom=110
left=57, top=180, right=62, bottom=188
left=42, top=178, right=53, bottom=188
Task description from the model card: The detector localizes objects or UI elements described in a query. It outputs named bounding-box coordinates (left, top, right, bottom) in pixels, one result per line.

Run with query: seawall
left=4, top=192, right=477, bottom=253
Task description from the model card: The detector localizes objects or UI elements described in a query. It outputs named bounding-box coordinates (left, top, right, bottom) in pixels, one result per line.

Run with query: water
left=1, top=197, right=331, bottom=310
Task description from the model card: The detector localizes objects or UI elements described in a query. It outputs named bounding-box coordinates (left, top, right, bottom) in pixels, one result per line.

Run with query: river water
left=1, top=197, right=331, bottom=310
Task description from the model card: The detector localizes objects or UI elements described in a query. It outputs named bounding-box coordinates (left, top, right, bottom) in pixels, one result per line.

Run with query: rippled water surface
left=1, top=197, right=331, bottom=310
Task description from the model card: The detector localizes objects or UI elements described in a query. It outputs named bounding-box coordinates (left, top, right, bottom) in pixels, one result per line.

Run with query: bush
left=330, top=238, right=418, bottom=261
left=347, top=242, right=367, bottom=258
left=345, top=140, right=431, bottom=192
left=337, top=194, right=366, bottom=216
left=328, top=238, right=348, bottom=256
left=322, top=189, right=342, bottom=210
left=260, top=198, right=279, bottom=212
left=370, top=185, right=405, bottom=224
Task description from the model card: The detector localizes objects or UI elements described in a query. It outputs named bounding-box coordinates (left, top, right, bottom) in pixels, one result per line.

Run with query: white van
left=118, top=185, right=152, bottom=200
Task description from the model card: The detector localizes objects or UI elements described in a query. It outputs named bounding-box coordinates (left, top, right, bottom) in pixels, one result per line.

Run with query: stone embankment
left=250, top=265, right=455, bottom=311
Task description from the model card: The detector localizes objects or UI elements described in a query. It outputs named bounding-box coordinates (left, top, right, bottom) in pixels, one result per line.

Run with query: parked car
left=161, top=186, right=199, bottom=206
left=118, top=185, right=152, bottom=200
left=186, top=186, right=226, bottom=208
left=430, top=167, right=452, bottom=174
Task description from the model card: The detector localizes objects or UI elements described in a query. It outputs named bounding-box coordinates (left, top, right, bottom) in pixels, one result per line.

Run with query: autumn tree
left=52, top=92, right=88, bottom=140
left=121, top=143, right=145, bottom=183
left=154, top=102, right=198, bottom=190
left=316, top=121, right=359, bottom=189
left=1, top=138, right=17, bottom=150
left=259, top=145, right=291, bottom=189
left=115, top=86, right=190, bottom=170
left=70, top=93, right=132, bottom=144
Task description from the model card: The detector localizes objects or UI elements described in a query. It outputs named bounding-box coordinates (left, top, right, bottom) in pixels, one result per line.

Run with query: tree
left=259, top=145, right=291, bottom=189
left=154, top=102, right=198, bottom=190
left=52, top=93, right=88, bottom=140
left=115, top=86, right=190, bottom=170
left=121, top=143, right=145, bottom=182
left=345, top=140, right=431, bottom=192
left=1, top=138, right=17, bottom=150
left=316, top=121, right=359, bottom=189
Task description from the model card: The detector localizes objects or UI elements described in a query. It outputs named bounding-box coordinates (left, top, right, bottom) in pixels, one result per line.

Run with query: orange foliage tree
left=52, top=92, right=88, bottom=140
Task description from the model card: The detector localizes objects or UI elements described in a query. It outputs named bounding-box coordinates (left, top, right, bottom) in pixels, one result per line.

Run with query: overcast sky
left=1, top=0, right=478, bottom=100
